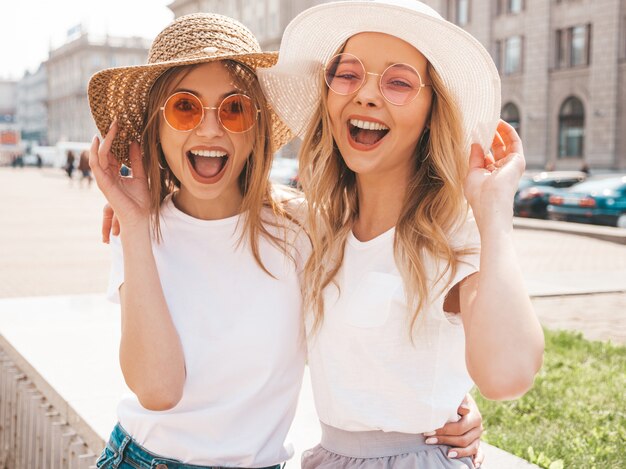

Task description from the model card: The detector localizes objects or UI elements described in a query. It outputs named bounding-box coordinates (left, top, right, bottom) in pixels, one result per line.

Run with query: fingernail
left=423, top=431, right=436, bottom=436
left=109, top=119, right=117, bottom=130
left=448, top=451, right=458, bottom=458
left=460, top=404, right=470, bottom=411
left=425, top=437, right=438, bottom=444
left=475, top=463, right=481, bottom=468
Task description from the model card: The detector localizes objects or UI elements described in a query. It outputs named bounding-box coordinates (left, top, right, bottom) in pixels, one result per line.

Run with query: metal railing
left=0, top=336, right=103, bottom=468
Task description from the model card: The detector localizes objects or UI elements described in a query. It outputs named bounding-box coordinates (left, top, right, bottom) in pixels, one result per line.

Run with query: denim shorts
left=96, top=423, right=284, bottom=469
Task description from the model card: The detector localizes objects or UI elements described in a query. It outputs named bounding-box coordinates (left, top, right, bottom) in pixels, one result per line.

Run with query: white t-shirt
left=107, top=196, right=307, bottom=467
left=307, top=212, right=481, bottom=434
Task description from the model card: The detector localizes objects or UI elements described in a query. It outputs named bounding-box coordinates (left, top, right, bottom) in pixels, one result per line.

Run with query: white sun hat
left=258, top=0, right=501, bottom=154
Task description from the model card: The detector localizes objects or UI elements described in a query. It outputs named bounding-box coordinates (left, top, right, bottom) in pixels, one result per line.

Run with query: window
left=457, top=0, right=469, bottom=26
left=555, top=24, right=591, bottom=68
left=504, top=36, right=523, bottom=75
left=571, top=25, right=589, bottom=66
left=495, top=0, right=524, bottom=16
left=558, top=97, right=585, bottom=158
left=502, top=102, right=521, bottom=136
left=507, top=0, right=523, bottom=14
left=448, top=0, right=470, bottom=26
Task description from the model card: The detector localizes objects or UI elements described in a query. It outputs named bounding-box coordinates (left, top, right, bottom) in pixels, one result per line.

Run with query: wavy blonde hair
left=139, top=60, right=298, bottom=275
left=301, top=62, right=474, bottom=333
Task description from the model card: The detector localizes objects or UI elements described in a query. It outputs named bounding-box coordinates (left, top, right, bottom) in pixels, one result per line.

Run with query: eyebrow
left=171, top=88, right=241, bottom=101
left=384, top=62, right=419, bottom=72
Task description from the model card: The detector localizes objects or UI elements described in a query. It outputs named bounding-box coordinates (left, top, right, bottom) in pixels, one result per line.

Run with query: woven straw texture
left=258, top=0, right=501, bottom=156
left=88, top=13, right=292, bottom=165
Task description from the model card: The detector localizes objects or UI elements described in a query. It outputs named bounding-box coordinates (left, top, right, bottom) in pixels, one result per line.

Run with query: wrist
left=119, top=219, right=151, bottom=243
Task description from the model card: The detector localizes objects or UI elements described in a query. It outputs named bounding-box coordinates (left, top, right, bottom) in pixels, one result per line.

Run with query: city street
left=1, top=167, right=624, bottom=343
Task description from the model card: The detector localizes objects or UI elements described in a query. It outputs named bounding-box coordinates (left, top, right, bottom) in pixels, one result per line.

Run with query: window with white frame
left=504, top=36, right=523, bottom=75
left=555, top=24, right=592, bottom=68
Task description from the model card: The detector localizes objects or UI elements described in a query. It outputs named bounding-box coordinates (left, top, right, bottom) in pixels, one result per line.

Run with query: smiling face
left=326, top=32, right=433, bottom=182
left=159, top=61, right=255, bottom=210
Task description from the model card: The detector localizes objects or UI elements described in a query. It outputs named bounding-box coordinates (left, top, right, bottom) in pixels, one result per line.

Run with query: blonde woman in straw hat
left=87, top=13, right=308, bottom=468
left=258, top=0, right=545, bottom=468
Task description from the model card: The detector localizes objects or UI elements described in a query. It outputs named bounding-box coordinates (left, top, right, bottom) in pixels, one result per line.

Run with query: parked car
left=547, top=176, right=626, bottom=228
left=514, top=171, right=587, bottom=218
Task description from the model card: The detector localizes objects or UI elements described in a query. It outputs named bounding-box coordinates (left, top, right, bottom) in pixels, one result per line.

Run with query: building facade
left=168, top=0, right=327, bottom=50
left=169, top=0, right=626, bottom=169
left=45, top=32, right=151, bottom=144
left=0, top=79, right=20, bottom=164
left=0, top=79, right=17, bottom=123
left=16, top=64, right=48, bottom=146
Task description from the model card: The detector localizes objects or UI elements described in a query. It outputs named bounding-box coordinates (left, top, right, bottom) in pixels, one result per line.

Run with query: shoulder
left=270, top=183, right=308, bottom=224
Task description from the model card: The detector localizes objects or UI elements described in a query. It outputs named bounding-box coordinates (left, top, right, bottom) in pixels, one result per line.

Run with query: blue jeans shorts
left=96, top=423, right=284, bottom=469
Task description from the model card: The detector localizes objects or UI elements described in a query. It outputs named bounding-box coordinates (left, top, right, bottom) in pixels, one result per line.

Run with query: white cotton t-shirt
left=106, top=196, right=307, bottom=467
left=307, top=212, right=481, bottom=434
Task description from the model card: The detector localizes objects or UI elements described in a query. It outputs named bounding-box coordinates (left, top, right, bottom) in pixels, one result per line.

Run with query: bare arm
left=459, top=121, right=544, bottom=401
left=90, top=123, right=185, bottom=410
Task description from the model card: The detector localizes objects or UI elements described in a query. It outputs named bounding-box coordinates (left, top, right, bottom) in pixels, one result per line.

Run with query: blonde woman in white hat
left=259, top=0, right=545, bottom=467
left=87, top=13, right=309, bottom=468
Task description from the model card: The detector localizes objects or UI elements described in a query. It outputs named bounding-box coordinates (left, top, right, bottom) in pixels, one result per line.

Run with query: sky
left=0, top=0, right=174, bottom=80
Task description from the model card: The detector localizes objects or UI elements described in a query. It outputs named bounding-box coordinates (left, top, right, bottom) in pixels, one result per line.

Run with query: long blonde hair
left=300, top=62, right=473, bottom=333
left=140, top=60, right=297, bottom=274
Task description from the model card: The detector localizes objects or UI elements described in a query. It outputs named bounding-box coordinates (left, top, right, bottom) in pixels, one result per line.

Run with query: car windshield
left=567, top=177, right=626, bottom=194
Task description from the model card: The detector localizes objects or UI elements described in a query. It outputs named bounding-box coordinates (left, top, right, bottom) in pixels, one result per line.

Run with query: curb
left=483, top=443, right=540, bottom=469
left=513, top=217, right=626, bottom=245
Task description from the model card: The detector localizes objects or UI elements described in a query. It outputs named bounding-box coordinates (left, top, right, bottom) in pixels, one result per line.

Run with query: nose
left=195, top=107, right=225, bottom=138
left=353, top=72, right=383, bottom=107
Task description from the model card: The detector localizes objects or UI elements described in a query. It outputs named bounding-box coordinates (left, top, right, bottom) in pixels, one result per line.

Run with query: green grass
left=471, top=328, right=626, bottom=469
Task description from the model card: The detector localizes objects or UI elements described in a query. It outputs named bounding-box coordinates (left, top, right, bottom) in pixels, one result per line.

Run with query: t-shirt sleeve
left=105, top=235, right=125, bottom=304
left=430, top=210, right=481, bottom=324
left=448, top=209, right=481, bottom=289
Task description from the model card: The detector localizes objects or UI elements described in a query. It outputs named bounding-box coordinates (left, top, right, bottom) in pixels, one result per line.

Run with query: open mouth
left=347, top=118, right=390, bottom=148
left=186, top=149, right=229, bottom=182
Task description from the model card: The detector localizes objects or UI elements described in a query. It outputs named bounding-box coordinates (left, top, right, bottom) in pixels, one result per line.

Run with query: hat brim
left=258, top=0, right=501, bottom=154
left=88, top=51, right=293, bottom=166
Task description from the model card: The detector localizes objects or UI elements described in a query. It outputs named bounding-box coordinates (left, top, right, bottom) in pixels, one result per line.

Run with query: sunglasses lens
left=219, top=94, right=257, bottom=133
left=324, top=53, right=364, bottom=95
left=163, top=92, right=203, bottom=131
left=380, top=64, right=422, bottom=105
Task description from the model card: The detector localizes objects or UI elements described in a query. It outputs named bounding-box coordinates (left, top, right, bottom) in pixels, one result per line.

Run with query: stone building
left=168, top=0, right=626, bottom=169
left=45, top=31, right=151, bottom=144
left=434, top=0, right=626, bottom=170
left=16, top=64, right=48, bottom=146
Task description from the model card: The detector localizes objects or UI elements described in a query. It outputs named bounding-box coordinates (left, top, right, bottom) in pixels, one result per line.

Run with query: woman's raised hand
left=463, top=119, right=526, bottom=228
left=89, top=120, right=151, bottom=230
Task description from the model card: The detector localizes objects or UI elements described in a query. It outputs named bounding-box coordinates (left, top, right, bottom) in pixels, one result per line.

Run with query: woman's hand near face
left=463, top=120, right=525, bottom=230
left=89, top=120, right=150, bottom=231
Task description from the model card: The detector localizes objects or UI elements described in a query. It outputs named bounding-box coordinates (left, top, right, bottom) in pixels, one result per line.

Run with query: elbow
left=476, top=355, right=544, bottom=401
left=125, top=376, right=184, bottom=411
left=136, top=387, right=183, bottom=411
left=477, top=372, right=537, bottom=401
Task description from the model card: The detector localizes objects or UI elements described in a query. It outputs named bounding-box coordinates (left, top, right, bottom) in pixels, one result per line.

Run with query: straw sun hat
left=258, top=0, right=501, bottom=155
left=88, top=13, right=293, bottom=166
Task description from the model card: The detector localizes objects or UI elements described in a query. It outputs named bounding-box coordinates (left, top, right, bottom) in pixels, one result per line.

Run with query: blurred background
left=0, top=2, right=624, bottom=469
